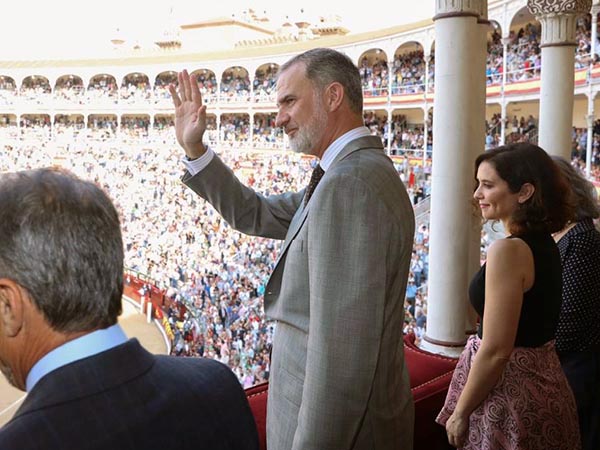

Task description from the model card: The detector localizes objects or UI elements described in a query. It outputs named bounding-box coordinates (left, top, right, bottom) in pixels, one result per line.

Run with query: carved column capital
left=434, top=0, right=483, bottom=20
left=528, top=0, right=591, bottom=45
left=528, top=0, right=591, bottom=15
left=539, top=13, right=580, bottom=45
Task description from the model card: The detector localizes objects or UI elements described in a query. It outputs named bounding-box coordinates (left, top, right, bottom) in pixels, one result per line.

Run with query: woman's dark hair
left=474, top=143, right=575, bottom=235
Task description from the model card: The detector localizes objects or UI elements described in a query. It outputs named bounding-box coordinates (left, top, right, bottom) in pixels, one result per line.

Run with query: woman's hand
left=446, top=411, right=469, bottom=448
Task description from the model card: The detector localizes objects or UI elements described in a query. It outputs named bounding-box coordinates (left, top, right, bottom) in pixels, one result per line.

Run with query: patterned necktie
left=304, top=164, right=325, bottom=207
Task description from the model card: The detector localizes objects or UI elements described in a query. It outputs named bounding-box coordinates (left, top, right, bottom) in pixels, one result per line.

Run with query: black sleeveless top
left=469, top=232, right=563, bottom=348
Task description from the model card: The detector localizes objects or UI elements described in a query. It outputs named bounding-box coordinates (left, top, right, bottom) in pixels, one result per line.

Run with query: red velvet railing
left=245, top=333, right=457, bottom=450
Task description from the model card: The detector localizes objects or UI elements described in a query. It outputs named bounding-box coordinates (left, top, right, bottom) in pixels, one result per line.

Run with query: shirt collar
left=319, top=126, right=371, bottom=171
left=26, top=324, right=128, bottom=392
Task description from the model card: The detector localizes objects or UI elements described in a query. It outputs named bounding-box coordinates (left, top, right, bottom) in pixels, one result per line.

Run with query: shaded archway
left=155, top=71, right=178, bottom=105
left=254, top=63, right=279, bottom=102
left=253, top=113, right=282, bottom=148
left=220, top=113, right=250, bottom=145
left=221, top=66, right=250, bottom=102
left=392, top=42, right=426, bottom=95
left=506, top=7, right=541, bottom=83
left=88, top=74, right=118, bottom=104
left=358, top=48, right=389, bottom=97
left=121, top=114, right=150, bottom=138
left=121, top=73, right=151, bottom=103
left=54, top=75, right=84, bottom=103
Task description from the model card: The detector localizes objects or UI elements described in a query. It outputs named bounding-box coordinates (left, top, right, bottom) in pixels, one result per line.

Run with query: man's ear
left=0, top=279, right=24, bottom=338
left=518, top=182, right=535, bottom=204
left=324, top=82, right=345, bottom=112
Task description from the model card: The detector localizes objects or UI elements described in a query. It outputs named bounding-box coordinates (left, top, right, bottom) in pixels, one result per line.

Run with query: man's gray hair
left=553, top=157, right=600, bottom=221
left=0, top=168, right=123, bottom=332
left=279, top=48, right=364, bottom=115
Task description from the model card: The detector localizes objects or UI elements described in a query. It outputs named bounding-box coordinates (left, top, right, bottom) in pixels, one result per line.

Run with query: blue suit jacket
left=0, top=339, right=259, bottom=450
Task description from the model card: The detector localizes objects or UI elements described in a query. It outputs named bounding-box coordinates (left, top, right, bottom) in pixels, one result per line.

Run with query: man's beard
left=289, top=100, right=327, bottom=155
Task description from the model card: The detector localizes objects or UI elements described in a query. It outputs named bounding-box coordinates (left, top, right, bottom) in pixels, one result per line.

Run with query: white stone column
left=500, top=101, right=507, bottom=145
left=501, top=36, right=510, bottom=144
left=529, top=0, right=592, bottom=158
left=389, top=58, right=394, bottom=97
left=387, top=109, right=392, bottom=155
left=586, top=111, right=594, bottom=176
left=249, top=113, right=255, bottom=150
left=424, top=50, right=432, bottom=163
left=423, top=107, right=429, bottom=164
left=420, top=0, right=486, bottom=357
left=424, top=51, right=431, bottom=94
left=466, top=8, right=489, bottom=335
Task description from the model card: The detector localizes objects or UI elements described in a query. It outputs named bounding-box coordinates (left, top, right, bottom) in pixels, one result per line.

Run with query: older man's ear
left=0, top=279, right=24, bottom=338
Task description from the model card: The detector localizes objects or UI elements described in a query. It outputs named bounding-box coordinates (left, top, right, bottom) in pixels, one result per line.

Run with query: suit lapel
left=280, top=136, right=383, bottom=259
left=264, top=136, right=386, bottom=310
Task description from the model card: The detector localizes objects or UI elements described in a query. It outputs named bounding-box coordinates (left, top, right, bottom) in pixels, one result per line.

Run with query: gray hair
left=279, top=48, right=363, bottom=115
left=0, top=168, right=123, bottom=332
left=552, top=157, right=600, bottom=221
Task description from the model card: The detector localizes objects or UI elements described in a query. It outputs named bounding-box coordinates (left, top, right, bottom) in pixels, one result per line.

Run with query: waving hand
left=169, top=69, right=207, bottom=159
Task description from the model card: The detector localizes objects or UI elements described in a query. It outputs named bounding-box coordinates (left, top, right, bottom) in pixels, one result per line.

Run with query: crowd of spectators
left=195, top=71, right=218, bottom=103
left=120, top=76, right=151, bottom=103
left=485, top=113, right=538, bottom=148
left=87, top=76, right=118, bottom=105
left=505, top=23, right=542, bottom=82
left=3, top=15, right=600, bottom=385
left=572, top=125, right=600, bottom=179
left=359, top=55, right=389, bottom=97
left=0, top=126, right=435, bottom=385
left=220, top=69, right=251, bottom=102
left=253, top=66, right=278, bottom=102
left=392, top=50, right=428, bottom=95
left=54, top=77, right=85, bottom=104
left=364, top=112, right=431, bottom=155
left=154, top=73, right=178, bottom=105
left=2, top=109, right=599, bottom=383
left=220, top=114, right=250, bottom=146
left=252, top=114, right=281, bottom=148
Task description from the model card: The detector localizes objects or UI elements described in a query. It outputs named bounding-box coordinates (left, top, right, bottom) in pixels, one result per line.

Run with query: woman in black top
left=552, top=157, right=600, bottom=450
left=436, top=143, right=580, bottom=449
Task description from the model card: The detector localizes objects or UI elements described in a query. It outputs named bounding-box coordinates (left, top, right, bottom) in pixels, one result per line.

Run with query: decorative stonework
left=528, top=0, right=591, bottom=16
left=435, top=0, right=483, bottom=18
left=538, top=12, right=579, bottom=45
left=479, top=0, right=489, bottom=20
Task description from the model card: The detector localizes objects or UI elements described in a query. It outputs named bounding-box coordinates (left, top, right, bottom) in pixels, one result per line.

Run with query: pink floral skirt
left=436, top=335, right=581, bottom=450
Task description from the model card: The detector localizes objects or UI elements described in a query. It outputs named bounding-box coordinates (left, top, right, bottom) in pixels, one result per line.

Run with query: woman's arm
left=446, top=238, right=534, bottom=447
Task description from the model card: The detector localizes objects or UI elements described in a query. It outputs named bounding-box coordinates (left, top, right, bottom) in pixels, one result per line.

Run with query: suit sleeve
left=291, top=173, right=396, bottom=450
left=182, top=153, right=304, bottom=240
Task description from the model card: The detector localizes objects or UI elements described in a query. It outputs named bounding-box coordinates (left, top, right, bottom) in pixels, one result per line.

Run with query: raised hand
left=169, top=69, right=207, bottom=159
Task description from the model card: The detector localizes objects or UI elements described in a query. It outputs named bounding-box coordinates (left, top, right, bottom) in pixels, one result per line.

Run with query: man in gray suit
left=170, top=47, right=415, bottom=450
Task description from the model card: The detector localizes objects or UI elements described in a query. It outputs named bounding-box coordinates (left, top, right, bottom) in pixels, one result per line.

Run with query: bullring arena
left=1, top=0, right=599, bottom=448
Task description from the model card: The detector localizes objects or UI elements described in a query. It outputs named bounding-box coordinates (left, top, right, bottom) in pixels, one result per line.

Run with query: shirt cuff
left=182, top=147, right=215, bottom=176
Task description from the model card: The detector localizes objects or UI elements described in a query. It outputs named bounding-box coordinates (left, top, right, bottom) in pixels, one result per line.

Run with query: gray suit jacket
left=184, top=136, right=415, bottom=450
